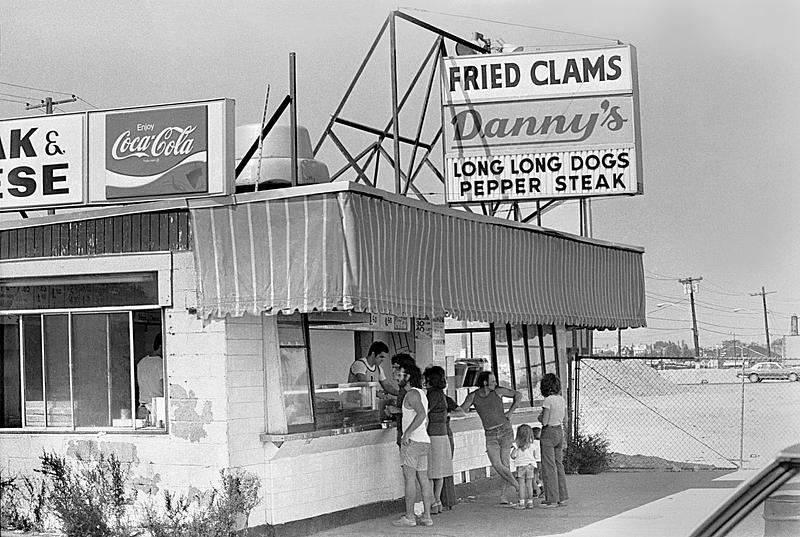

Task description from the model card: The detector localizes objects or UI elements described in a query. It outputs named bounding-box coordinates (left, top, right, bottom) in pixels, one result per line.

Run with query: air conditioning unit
left=235, top=123, right=330, bottom=189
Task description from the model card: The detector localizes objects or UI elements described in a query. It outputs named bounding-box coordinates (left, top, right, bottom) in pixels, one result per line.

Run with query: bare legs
left=402, top=465, right=433, bottom=520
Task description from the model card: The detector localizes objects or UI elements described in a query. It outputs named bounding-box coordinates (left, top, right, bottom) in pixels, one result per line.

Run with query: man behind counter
left=348, top=341, right=399, bottom=396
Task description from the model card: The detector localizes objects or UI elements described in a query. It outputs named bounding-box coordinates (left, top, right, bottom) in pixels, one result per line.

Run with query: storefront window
left=0, top=315, right=21, bottom=428
left=445, top=321, right=563, bottom=403
left=71, top=313, right=131, bottom=427
left=494, top=324, right=513, bottom=390
left=511, top=325, right=531, bottom=403
left=277, top=314, right=315, bottom=433
left=526, top=327, right=544, bottom=399
left=43, top=315, right=71, bottom=427
left=541, top=325, right=558, bottom=376
left=1, top=304, right=163, bottom=430
left=444, top=320, right=491, bottom=389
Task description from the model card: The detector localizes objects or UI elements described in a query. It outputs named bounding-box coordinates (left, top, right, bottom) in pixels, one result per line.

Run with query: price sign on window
left=415, top=317, right=432, bottom=339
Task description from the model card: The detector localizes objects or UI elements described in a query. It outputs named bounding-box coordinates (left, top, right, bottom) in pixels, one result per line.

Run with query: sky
left=1, top=0, right=798, bottom=351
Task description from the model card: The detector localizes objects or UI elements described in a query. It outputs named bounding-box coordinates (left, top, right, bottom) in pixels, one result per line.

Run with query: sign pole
left=25, top=95, right=78, bottom=215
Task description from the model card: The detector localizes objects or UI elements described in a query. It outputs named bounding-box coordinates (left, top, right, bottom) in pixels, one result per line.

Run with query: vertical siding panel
left=1, top=231, right=9, bottom=259
left=140, top=213, right=151, bottom=252
left=33, top=226, right=43, bottom=257
left=112, top=216, right=123, bottom=253
left=68, top=222, right=79, bottom=255
left=168, top=212, right=179, bottom=250
left=24, top=227, right=35, bottom=257
left=130, top=214, right=141, bottom=252
left=149, top=213, right=160, bottom=250
left=49, top=225, right=59, bottom=257
left=94, top=219, right=104, bottom=255
left=85, top=220, right=96, bottom=255
left=104, top=218, right=114, bottom=254
left=159, top=213, right=170, bottom=250
left=122, top=215, right=132, bottom=253
left=5, top=230, right=13, bottom=259
left=178, top=211, right=189, bottom=250
left=76, top=220, right=86, bottom=255
left=57, top=223, right=67, bottom=256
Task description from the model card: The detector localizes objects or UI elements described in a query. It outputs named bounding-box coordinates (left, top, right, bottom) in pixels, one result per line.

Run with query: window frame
left=276, top=313, right=317, bottom=434
left=1, top=304, right=164, bottom=433
left=444, top=321, right=560, bottom=406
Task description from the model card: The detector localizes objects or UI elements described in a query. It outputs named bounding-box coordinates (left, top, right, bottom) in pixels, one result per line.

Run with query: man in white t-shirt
left=348, top=341, right=398, bottom=395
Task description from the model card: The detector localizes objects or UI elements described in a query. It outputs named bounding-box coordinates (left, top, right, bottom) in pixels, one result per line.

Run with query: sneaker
left=526, top=500, right=535, bottom=509
left=513, top=502, right=527, bottom=510
left=392, top=515, right=417, bottom=527
left=417, top=516, right=434, bottom=527
left=558, top=499, right=569, bottom=506
left=538, top=502, right=559, bottom=509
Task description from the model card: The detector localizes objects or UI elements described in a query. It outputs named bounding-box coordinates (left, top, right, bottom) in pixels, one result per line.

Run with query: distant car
left=689, top=443, right=800, bottom=537
left=736, top=361, right=799, bottom=383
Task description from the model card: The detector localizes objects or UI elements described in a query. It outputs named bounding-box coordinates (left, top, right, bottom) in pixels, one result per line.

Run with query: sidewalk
left=307, top=469, right=741, bottom=537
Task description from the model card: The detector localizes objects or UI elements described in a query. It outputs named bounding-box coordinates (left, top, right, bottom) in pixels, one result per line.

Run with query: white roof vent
left=235, top=124, right=330, bottom=190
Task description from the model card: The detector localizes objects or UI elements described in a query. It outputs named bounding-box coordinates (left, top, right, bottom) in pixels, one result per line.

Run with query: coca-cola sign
left=103, top=105, right=208, bottom=199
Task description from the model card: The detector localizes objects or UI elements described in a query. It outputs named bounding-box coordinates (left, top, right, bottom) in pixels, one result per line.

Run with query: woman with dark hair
left=460, top=370, right=522, bottom=505
left=538, top=373, right=569, bottom=508
left=423, top=366, right=464, bottom=513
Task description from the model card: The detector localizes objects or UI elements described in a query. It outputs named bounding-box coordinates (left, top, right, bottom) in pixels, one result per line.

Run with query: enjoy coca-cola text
left=111, top=125, right=197, bottom=160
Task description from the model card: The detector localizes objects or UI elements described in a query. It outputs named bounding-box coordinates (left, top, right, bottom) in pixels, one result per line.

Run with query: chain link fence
left=574, top=356, right=800, bottom=470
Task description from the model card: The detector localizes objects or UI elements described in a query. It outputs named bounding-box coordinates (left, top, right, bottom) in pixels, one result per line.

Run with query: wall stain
left=133, top=471, right=162, bottom=495
left=65, top=440, right=139, bottom=465
left=170, top=384, right=213, bottom=442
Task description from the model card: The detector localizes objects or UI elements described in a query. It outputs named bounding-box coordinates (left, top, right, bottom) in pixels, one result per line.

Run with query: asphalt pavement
left=306, top=469, right=747, bottom=537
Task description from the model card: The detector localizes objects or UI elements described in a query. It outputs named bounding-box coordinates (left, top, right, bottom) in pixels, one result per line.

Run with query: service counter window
left=0, top=274, right=165, bottom=431
left=275, top=312, right=411, bottom=433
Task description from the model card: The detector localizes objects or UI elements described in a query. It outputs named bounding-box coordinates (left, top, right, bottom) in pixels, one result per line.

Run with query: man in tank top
left=391, top=362, right=435, bottom=528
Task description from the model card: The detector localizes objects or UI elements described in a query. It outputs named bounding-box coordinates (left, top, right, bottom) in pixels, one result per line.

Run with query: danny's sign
left=0, top=99, right=234, bottom=212
left=441, top=45, right=643, bottom=203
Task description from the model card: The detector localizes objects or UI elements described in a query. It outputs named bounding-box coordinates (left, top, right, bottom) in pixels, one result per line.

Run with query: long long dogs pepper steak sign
left=440, top=45, right=643, bottom=203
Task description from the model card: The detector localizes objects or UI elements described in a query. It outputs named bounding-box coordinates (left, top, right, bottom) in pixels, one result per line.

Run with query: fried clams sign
left=440, top=45, right=643, bottom=203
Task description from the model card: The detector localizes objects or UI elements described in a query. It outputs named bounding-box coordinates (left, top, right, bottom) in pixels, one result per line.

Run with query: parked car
left=735, top=361, right=799, bottom=383
left=689, top=443, right=800, bottom=537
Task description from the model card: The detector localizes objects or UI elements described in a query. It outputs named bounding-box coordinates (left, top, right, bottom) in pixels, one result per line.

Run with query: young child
left=510, top=424, right=538, bottom=509
left=532, top=422, right=543, bottom=497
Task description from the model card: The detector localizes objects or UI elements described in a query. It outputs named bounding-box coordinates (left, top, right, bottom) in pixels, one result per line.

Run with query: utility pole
left=750, top=286, right=775, bottom=358
left=25, top=95, right=77, bottom=115
left=679, top=276, right=703, bottom=361
left=26, top=95, right=78, bottom=215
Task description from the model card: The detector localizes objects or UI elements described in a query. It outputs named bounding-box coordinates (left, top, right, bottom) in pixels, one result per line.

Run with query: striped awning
left=189, top=183, right=646, bottom=328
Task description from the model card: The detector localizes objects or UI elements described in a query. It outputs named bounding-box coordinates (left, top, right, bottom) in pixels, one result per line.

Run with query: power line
left=397, top=6, right=621, bottom=44
left=0, top=91, right=39, bottom=101
left=0, top=96, right=29, bottom=105
left=0, top=80, right=74, bottom=96
left=76, top=96, right=99, bottom=109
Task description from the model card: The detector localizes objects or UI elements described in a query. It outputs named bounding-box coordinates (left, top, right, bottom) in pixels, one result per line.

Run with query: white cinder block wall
left=224, top=314, right=272, bottom=527
left=0, top=249, right=543, bottom=529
